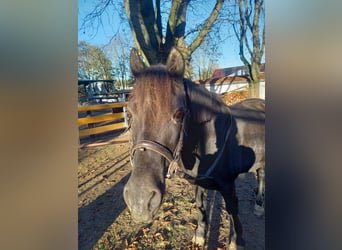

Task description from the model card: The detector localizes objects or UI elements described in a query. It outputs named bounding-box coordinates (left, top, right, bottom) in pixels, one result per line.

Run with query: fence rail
left=78, top=102, right=128, bottom=138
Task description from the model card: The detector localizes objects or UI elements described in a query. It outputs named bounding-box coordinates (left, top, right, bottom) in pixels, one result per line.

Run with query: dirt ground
left=78, top=131, right=264, bottom=250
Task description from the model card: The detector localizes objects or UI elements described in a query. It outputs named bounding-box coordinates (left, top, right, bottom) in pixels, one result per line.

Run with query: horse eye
left=173, top=109, right=184, bottom=122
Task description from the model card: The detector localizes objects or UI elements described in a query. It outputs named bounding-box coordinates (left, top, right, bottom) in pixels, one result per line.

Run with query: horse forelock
left=129, top=65, right=177, bottom=126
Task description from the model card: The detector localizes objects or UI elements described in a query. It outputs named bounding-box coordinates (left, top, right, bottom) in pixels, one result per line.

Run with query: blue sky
left=78, top=0, right=259, bottom=68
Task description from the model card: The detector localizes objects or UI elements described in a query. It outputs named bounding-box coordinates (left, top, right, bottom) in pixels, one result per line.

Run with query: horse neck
left=186, top=80, right=230, bottom=124
left=183, top=80, right=232, bottom=157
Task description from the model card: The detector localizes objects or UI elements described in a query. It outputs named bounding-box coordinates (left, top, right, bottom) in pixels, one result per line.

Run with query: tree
left=104, top=34, right=133, bottom=90
left=231, top=0, right=265, bottom=97
left=192, top=38, right=221, bottom=80
left=124, top=0, right=225, bottom=77
left=78, top=41, right=113, bottom=80
left=81, top=0, right=226, bottom=78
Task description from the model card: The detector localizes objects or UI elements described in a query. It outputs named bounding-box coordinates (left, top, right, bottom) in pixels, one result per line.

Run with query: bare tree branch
left=80, top=0, right=114, bottom=39
left=188, top=0, right=224, bottom=55
left=155, top=0, right=163, bottom=46
left=230, top=0, right=265, bottom=97
left=80, top=0, right=228, bottom=78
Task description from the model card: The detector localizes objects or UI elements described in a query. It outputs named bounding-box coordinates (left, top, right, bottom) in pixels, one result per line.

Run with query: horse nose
left=123, top=182, right=162, bottom=223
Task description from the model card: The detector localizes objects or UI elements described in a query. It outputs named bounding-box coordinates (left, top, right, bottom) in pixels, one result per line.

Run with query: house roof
left=211, top=63, right=265, bottom=78
left=194, top=72, right=265, bottom=85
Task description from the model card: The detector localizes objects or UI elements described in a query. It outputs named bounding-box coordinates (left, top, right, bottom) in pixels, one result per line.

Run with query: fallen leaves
left=221, top=87, right=249, bottom=106
left=79, top=125, right=265, bottom=250
left=99, top=186, right=201, bottom=249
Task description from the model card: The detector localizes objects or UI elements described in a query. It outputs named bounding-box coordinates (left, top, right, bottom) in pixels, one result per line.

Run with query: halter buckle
left=166, top=159, right=178, bottom=179
left=166, top=155, right=180, bottom=178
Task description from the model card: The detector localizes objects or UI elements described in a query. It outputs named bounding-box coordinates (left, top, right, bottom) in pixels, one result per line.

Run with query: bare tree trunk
left=249, top=81, right=260, bottom=98
left=233, top=0, right=265, bottom=98
left=248, top=62, right=261, bottom=98
left=82, top=0, right=225, bottom=79
left=124, top=0, right=224, bottom=78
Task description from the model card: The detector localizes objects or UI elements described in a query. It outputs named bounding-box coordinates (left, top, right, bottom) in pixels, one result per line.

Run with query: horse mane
left=129, top=65, right=175, bottom=121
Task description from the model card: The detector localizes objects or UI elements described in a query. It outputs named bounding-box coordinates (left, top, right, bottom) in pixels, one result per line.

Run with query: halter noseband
left=130, top=139, right=182, bottom=178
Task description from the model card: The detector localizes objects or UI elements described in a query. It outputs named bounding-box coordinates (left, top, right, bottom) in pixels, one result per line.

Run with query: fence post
left=86, top=110, right=96, bottom=138
left=123, top=106, right=128, bottom=128
left=86, top=111, right=95, bottom=128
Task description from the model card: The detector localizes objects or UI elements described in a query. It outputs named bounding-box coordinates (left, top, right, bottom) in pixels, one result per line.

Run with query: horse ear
left=166, top=47, right=185, bottom=78
left=130, top=48, right=146, bottom=76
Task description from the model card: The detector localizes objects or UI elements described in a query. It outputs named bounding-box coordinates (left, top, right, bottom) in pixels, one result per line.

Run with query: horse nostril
left=123, top=185, right=131, bottom=209
left=147, top=190, right=161, bottom=214
left=147, top=191, right=156, bottom=212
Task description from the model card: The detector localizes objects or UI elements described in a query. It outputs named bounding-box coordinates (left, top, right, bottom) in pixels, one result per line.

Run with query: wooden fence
left=78, top=102, right=128, bottom=138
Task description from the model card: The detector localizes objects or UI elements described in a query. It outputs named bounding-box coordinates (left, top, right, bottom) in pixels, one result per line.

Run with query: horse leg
left=221, top=183, right=245, bottom=250
left=192, top=185, right=207, bottom=246
left=254, top=167, right=265, bottom=217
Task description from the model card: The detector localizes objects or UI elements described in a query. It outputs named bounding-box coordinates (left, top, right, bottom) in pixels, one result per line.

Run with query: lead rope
left=195, top=112, right=233, bottom=182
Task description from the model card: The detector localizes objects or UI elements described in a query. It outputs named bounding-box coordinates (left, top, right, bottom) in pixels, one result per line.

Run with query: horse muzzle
left=123, top=180, right=163, bottom=224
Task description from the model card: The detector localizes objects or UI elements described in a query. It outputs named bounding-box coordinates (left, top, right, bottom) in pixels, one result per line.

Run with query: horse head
left=123, top=47, right=189, bottom=223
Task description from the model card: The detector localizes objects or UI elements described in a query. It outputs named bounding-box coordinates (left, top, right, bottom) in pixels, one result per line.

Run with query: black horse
left=123, top=47, right=265, bottom=249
